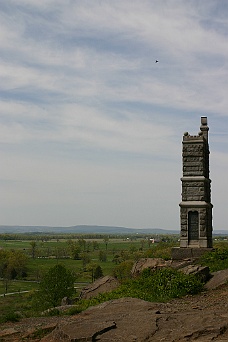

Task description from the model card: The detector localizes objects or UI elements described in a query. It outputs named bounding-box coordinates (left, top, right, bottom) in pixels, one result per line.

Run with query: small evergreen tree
left=94, top=265, right=103, bottom=280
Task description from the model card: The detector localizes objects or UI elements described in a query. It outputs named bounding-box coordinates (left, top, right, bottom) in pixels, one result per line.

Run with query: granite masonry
left=172, top=117, right=213, bottom=260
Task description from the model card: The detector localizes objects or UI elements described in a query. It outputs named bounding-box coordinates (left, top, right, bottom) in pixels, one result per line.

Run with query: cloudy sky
left=0, top=0, right=228, bottom=231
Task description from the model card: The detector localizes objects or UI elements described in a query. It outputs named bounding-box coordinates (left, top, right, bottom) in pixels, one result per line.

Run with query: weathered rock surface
left=131, top=257, right=171, bottom=277
left=179, top=264, right=210, bottom=282
left=131, top=258, right=210, bottom=282
left=61, top=297, right=72, bottom=306
left=79, top=275, right=120, bottom=300
left=205, top=268, right=228, bottom=290
left=1, top=280, right=228, bottom=341
left=40, top=291, right=228, bottom=342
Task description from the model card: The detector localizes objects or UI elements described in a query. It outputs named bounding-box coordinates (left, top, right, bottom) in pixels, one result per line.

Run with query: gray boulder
left=205, top=268, right=228, bottom=290
left=131, top=258, right=171, bottom=277
left=79, top=275, right=120, bottom=300
left=179, top=265, right=210, bottom=282
left=61, top=297, right=72, bottom=306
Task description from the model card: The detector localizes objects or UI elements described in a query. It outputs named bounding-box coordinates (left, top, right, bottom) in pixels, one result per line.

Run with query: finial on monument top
left=200, top=116, right=209, bottom=141
left=201, top=116, right=208, bottom=126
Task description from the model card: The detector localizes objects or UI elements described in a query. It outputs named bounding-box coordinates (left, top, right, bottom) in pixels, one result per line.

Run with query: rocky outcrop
left=40, top=293, right=228, bottom=342
left=131, top=258, right=210, bottom=282
left=131, top=258, right=171, bottom=277
left=1, top=271, right=228, bottom=341
left=179, top=264, right=210, bottom=282
left=205, top=268, right=228, bottom=290
left=79, top=275, right=120, bottom=300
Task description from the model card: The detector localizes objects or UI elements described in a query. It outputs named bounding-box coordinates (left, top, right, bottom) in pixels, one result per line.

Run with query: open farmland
left=0, top=233, right=179, bottom=292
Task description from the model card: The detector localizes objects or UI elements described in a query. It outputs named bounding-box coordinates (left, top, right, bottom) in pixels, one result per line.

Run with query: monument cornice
left=180, top=176, right=211, bottom=182
left=179, top=201, right=213, bottom=208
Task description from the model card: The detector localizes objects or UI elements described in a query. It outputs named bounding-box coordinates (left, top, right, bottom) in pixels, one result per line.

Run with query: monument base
left=171, top=247, right=214, bottom=260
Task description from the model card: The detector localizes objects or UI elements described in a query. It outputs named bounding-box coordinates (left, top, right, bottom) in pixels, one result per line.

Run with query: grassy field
left=0, top=235, right=159, bottom=321
left=0, top=235, right=227, bottom=322
left=0, top=236, right=159, bottom=293
left=0, top=280, right=39, bottom=294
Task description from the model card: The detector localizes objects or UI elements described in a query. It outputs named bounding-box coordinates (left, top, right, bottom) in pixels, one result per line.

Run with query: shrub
left=144, top=242, right=176, bottom=260
left=113, top=260, right=134, bottom=282
left=114, top=268, right=203, bottom=302
left=200, top=244, right=228, bottom=272
left=1, top=311, right=20, bottom=323
left=67, top=268, right=203, bottom=314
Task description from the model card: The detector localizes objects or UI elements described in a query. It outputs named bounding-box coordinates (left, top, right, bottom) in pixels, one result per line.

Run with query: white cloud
left=0, top=1, right=227, bottom=229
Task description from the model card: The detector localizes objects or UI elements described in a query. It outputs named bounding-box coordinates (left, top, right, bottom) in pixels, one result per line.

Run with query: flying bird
left=155, top=60, right=159, bottom=63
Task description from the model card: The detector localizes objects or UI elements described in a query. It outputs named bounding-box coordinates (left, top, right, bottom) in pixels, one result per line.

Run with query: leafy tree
left=30, top=241, right=37, bottom=259
left=139, top=239, right=146, bottom=250
left=99, top=250, right=107, bottom=262
left=92, top=240, right=99, bottom=251
left=54, top=246, right=66, bottom=260
left=103, top=237, right=109, bottom=250
left=129, top=245, right=137, bottom=253
left=78, top=238, right=86, bottom=251
left=80, top=252, right=91, bottom=270
left=87, top=262, right=97, bottom=282
left=112, top=254, right=123, bottom=264
left=7, top=250, right=28, bottom=278
left=71, top=245, right=81, bottom=260
left=86, top=241, right=92, bottom=252
left=67, top=240, right=81, bottom=259
left=0, top=249, right=28, bottom=293
left=113, top=260, right=134, bottom=282
left=34, top=264, right=75, bottom=309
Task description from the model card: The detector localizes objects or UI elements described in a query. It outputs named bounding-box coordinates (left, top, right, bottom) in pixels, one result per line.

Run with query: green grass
left=0, top=280, right=39, bottom=295
left=26, top=256, right=115, bottom=282
left=0, top=293, right=37, bottom=322
left=0, top=240, right=32, bottom=250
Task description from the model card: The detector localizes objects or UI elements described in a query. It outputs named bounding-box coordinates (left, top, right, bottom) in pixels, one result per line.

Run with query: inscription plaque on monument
left=188, top=211, right=199, bottom=241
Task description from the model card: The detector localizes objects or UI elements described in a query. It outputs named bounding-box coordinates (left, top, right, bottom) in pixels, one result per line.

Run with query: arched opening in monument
left=188, top=211, right=199, bottom=243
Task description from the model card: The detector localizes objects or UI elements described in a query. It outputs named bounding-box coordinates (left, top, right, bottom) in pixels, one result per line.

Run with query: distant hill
left=213, top=230, right=228, bottom=236
left=0, top=225, right=227, bottom=236
left=0, top=225, right=179, bottom=235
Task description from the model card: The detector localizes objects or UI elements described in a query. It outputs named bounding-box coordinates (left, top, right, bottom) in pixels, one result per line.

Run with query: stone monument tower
left=173, top=117, right=213, bottom=259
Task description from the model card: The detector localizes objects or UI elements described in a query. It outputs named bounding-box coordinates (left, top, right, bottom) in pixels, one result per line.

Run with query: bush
left=67, top=268, right=203, bottom=314
left=145, top=242, right=177, bottom=260
left=1, top=311, right=20, bottom=323
left=115, top=268, right=203, bottom=302
left=113, top=260, right=134, bottom=282
left=200, top=244, right=228, bottom=272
